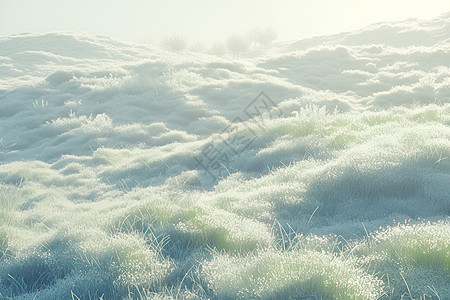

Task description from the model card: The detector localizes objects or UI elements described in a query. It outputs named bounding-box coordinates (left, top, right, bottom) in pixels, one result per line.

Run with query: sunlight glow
left=1, top=0, right=450, bottom=44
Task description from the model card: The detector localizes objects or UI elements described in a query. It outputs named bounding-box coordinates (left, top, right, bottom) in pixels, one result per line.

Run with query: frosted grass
left=201, top=248, right=383, bottom=299
left=1, top=13, right=450, bottom=299
left=1, top=103, right=448, bottom=299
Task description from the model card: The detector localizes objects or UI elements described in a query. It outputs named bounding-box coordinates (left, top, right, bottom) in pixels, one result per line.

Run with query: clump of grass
left=357, top=220, right=450, bottom=272
left=183, top=206, right=274, bottom=251
left=201, top=247, right=383, bottom=299
left=353, top=220, right=450, bottom=299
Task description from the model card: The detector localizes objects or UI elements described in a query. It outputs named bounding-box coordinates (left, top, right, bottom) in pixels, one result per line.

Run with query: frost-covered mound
left=0, top=13, right=449, bottom=300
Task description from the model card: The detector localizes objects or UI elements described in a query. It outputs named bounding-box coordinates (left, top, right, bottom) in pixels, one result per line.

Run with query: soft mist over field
left=0, top=11, right=449, bottom=300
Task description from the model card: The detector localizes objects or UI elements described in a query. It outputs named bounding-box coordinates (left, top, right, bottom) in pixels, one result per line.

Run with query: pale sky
left=1, top=0, right=450, bottom=44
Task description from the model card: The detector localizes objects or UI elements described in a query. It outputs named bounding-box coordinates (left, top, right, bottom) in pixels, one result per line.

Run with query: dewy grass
left=0, top=184, right=15, bottom=228
left=351, top=220, right=450, bottom=299
left=201, top=248, right=383, bottom=299
left=184, top=205, right=273, bottom=251
left=1, top=104, right=449, bottom=299
left=0, top=182, right=24, bottom=259
left=356, top=220, right=450, bottom=272
left=1, top=25, right=450, bottom=299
